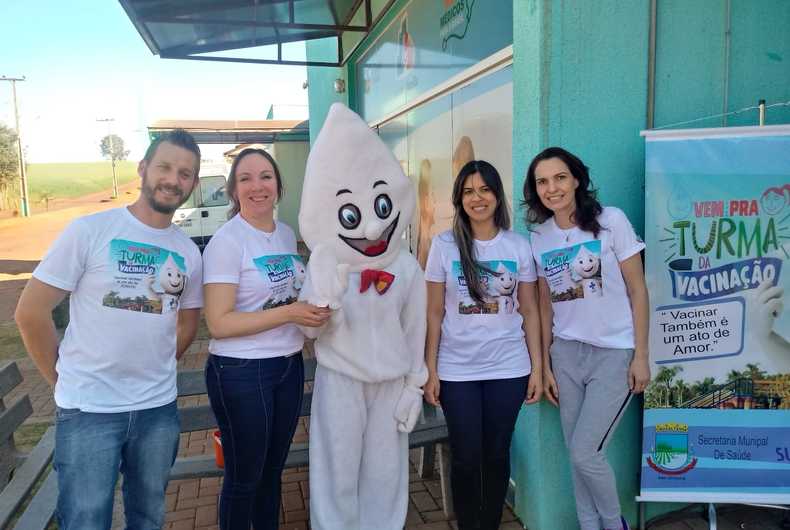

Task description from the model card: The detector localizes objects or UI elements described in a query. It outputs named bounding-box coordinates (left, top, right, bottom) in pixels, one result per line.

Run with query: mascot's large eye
left=338, top=204, right=361, bottom=229
left=374, top=194, right=392, bottom=219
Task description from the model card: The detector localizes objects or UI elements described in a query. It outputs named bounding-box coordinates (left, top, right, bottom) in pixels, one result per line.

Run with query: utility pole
left=97, top=117, right=118, bottom=199
left=1, top=76, right=30, bottom=217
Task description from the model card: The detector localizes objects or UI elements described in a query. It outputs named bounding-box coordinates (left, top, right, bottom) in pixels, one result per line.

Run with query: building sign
left=440, top=0, right=475, bottom=50
left=640, top=126, right=790, bottom=503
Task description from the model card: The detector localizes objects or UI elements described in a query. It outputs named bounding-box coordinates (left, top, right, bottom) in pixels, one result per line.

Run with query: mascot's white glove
left=394, top=385, right=423, bottom=433
left=307, top=244, right=349, bottom=310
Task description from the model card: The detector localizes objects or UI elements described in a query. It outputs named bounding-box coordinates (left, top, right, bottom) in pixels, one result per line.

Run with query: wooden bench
left=0, top=361, right=58, bottom=530
left=172, top=356, right=454, bottom=516
left=0, top=356, right=452, bottom=528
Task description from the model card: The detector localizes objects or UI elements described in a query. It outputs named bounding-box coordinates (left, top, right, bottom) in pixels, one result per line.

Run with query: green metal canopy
left=119, top=0, right=388, bottom=67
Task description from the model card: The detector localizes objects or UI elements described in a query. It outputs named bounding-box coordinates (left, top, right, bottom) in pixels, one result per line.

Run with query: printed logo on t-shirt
left=252, top=254, right=306, bottom=310
left=452, top=260, right=517, bottom=315
left=541, top=240, right=603, bottom=302
left=102, top=239, right=188, bottom=314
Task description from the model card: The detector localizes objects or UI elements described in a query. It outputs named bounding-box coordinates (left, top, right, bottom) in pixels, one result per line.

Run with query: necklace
left=555, top=215, right=576, bottom=242
left=560, top=226, right=575, bottom=242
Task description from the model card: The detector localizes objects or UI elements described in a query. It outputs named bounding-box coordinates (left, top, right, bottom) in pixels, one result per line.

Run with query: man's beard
left=141, top=173, right=189, bottom=215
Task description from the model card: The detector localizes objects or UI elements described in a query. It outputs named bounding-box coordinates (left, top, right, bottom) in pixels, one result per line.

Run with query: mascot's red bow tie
left=360, top=269, right=395, bottom=295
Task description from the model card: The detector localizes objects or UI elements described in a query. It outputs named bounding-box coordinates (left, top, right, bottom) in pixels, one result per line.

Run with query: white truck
left=174, top=163, right=230, bottom=250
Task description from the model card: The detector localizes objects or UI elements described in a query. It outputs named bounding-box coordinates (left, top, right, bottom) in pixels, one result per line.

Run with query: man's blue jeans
left=53, top=400, right=180, bottom=530
left=205, top=352, right=304, bottom=530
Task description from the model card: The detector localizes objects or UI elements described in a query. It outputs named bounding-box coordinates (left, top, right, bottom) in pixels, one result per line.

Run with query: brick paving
left=8, top=337, right=790, bottom=529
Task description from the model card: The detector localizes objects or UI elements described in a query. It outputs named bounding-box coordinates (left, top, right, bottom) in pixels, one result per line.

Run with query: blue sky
left=0, top=1, right=308, bottom=163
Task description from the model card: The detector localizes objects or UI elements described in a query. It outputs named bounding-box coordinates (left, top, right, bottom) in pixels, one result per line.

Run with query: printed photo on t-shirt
left=253, top=254, right=306, bottom=310
left=541, top=240, right=603, bottom=302
left=102, top=239, right=188, bottom=314
left=452, top=260, right=517, bottom=315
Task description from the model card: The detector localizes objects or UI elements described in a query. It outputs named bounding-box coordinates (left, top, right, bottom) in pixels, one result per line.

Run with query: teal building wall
left=512, top=4, right=649, bottom=527
left=654, top=0, right=790, bottom=129
left=306, top=1, right=790, bottom=528
left=305, top=39, right=349, bottom=146
left=271, top=140, right=310, bottom=240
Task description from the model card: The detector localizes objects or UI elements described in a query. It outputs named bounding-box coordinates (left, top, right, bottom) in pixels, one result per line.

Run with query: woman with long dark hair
left=424, top=160, right=542, bottom=530
left=523, top=147, right=650, bottom=530
left=202, top=148, right=330, bottom=529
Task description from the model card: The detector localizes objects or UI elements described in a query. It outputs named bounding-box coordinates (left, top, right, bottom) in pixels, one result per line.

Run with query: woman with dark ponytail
left=423, top=160, right=542, bottom=530
left=524, top=147, right=650, bottom=530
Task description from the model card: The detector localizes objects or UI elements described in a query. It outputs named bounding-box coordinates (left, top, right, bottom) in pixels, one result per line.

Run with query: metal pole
left=758, top=99, right=766, bottom=126
left=1, top=75, right=30, bottom=217
left=721, top=0, right=731, bottom=127
left=646, top=0, right=657, bottom=129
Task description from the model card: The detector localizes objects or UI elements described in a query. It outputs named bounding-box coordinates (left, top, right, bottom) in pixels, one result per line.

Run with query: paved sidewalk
left=7, top=340, right=789, bottom=529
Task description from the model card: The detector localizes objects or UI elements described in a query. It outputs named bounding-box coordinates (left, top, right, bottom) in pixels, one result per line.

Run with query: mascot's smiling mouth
left=339, top=213, right=399, bottom=257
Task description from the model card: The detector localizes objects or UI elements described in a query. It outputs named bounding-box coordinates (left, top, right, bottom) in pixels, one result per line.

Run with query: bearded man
left=15, top=129, right=204, bottom=530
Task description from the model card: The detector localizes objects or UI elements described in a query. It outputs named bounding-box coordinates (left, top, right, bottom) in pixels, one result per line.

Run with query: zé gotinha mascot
left=298, top=103, right=427, bottom=530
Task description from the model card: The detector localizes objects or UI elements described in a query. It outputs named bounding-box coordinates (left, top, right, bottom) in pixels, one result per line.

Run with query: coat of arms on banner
left=646, top=422, right=697, bottom=476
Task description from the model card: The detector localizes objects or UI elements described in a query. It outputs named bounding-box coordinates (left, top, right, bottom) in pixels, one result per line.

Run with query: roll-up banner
left=640, top=125, right=790, bottom=503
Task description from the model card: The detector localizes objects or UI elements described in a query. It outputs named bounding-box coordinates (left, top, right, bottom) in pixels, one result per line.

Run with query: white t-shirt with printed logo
left=530, top=206, right=645, bottom=349
left=202, top=215, right=305, bottom=359
left=424, top=229, right=537, bottom=381
left=32, top=207, right=203, bottom=413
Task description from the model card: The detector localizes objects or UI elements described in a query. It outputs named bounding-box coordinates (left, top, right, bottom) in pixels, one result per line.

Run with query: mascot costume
left=298, top=103, right=427, bottom=530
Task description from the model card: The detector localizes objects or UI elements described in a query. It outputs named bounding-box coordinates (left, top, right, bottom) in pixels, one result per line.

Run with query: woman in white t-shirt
left=202, top=149, right=330, bottom=530
left=523, top=147, right=650, bottom=530
left=424, top=160, right=543, bottom=530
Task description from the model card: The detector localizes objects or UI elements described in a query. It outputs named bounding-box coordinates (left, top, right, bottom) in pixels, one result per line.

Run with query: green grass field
left=26, top=161, right=138, bottom=202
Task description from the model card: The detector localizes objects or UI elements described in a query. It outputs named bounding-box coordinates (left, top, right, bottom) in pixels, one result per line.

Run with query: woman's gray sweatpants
left=550, top=337, right=633, bottom=530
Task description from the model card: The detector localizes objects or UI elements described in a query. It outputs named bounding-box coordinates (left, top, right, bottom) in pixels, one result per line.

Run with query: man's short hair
left=143, top=129, right=201, bottom=177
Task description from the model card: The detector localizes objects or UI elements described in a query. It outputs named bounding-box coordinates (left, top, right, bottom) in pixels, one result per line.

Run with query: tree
left=99, top=134, right=129, bottom=162
left=654, top=366, right=683, bottom=407
left=691, top=377, right=716, bottom=399
left=99, top=134, right=129, bottom=199
left=0, top=123, right=20, bottom=210
left=743, top=363, right=767, bottom=381
left=674, top=379, right=690, bottom=407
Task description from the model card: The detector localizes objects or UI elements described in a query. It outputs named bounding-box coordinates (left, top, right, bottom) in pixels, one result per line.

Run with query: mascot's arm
left=297, top=247, right=349, bottom=338
left=402, top=267, right=428, bottom=387
left=394, top=265, right=428, bottom=433
left=305, top=244, right=348, bottom=310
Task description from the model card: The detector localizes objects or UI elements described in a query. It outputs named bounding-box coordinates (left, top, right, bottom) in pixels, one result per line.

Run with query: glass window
left=356, top=1, right=513, bottom=122
left=181, top=185, right=199, bottom=209
left=375, top=66, right=513, bottom=269
left=200, top=175, right=229, bottom=207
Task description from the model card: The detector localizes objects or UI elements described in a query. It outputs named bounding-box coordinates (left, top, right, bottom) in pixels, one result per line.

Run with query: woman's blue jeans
left=440, top=376, right=529, bottom=530
left=205, top=352, right=304, bottom=530
left=54, top=400, right=180, bottom=530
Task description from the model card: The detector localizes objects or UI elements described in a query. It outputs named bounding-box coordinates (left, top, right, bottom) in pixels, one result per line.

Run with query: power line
left=652, top=99, right=790, bottom=131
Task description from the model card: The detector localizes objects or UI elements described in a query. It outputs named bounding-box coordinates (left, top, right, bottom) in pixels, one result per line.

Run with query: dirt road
left=0, top=180, right=140, bottom=321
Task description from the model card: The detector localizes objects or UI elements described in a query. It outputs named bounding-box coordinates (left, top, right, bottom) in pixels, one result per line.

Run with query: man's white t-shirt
left=32, top=207, right=203, bottom=413
left=202, top=215, right=305, bottom=359
left=424, top=229, right=537, bottom=381
left=530, top=206, right=645, bottom=349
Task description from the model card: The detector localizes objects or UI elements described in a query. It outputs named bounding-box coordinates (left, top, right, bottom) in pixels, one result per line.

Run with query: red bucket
left=213, top=430, right=224, bottom=469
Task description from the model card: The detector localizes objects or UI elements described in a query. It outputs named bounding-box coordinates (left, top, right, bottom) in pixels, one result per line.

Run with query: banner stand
left=637, top=125, right=790, bottom=527
left=635, top=499, right=717, bottom=530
